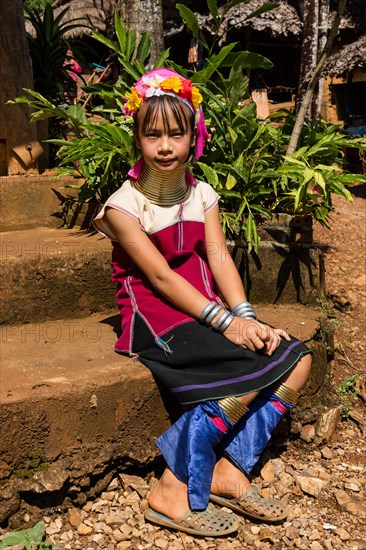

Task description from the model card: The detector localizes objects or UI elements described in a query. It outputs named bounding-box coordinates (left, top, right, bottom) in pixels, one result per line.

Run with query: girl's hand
left=223, top=318, right=291, bottom=355
left=259, top=324, right=291, bottom=355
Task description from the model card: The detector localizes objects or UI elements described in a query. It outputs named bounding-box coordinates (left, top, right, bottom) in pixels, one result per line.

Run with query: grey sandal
left=144, top=503, right=239, bottom=536
left=210, top=486, right=288, bottom=523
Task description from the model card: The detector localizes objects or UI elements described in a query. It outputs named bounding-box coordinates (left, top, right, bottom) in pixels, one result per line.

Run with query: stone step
left=229, top=240, right=324, bottom=306
left=0, top=305, right=327, bottom=524
left=0, top=174, right=78, bottom=232
left=0, top=227, right=115, bottom=324
left=1, top=224, right=325, bottom=326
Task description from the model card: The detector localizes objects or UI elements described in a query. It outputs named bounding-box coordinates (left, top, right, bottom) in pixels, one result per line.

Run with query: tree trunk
left=287, top=0, right=347, bottom=156
left=0, top=0, right=38, bottom=175
left=312, top=1, right=330, bottom=118
left=295, top=0, right=319, bottom=115
left=118, top=0, right=164, bottom=66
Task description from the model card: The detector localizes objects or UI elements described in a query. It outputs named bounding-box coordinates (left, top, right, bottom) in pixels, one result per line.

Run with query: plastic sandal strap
left=145, top=504, right=238, bottom=536
left=239, top=487, right=288, bottom=520
left=210, top=486, right=288, bottom=523
left=179, top=506, right=238, bottom=534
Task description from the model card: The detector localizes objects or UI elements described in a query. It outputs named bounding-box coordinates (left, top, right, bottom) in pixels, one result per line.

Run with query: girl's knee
left=282, top=353, right=312, bottom=391
left=295, top=353, right=312, bottom=379
left=301, top=355, right=312, bottom=389
left=301, top=353, right=312, bottom=373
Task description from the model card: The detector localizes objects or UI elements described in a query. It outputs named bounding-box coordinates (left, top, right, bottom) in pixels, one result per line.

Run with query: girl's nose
left=158, top=135, right=172, bottom=153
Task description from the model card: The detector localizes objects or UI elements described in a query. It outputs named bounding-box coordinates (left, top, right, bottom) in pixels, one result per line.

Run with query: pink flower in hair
left=135, top=74, right=165, bottom=98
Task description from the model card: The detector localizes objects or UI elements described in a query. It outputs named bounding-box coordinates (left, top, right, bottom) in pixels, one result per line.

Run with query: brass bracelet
left=218, top=396, right=249, bottom=424
left=274, top=383, right=299, bottom=406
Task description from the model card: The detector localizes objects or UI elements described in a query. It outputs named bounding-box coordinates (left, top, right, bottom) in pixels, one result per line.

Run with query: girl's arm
left=204, top=204, right=249, bottom=309
left=204, top=205, right=290, bottom=354
left=105, top=207, right=284, bottom=354
left=105, top=207, right=213, bottom=318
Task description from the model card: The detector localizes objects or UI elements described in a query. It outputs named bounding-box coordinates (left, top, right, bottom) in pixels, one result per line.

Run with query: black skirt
left=128, top=314, right=311, bottom=406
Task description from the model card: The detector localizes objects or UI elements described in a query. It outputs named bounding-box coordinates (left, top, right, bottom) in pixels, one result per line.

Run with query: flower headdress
left=123, top=68, right=210, bottom=162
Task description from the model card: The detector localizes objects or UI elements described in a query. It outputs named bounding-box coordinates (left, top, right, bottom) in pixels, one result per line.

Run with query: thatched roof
left=217, top=0, right=303, bottom=38
left=25, top=0, right=304, bottom=40
left=335, top=0, right=366, bottom=32
left=25, top=0, right=365, bottom=45
left=164, top=0, right=302, bottom=39
left=323, top=35, right=366, bottom=76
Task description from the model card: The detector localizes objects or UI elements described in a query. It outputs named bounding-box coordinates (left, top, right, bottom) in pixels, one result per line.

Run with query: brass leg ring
left=218, top=396, right=249, bottom=424
left=274, top=383, right=299, bottom=406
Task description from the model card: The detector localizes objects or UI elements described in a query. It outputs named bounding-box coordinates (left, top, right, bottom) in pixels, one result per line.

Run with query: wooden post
left=0, top=0, right=39, bottom=175
left=251, top=89, right=270, bottom=120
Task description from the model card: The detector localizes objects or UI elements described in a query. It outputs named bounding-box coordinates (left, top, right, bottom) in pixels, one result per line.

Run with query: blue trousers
left=157, top=392, right=292, bottom=510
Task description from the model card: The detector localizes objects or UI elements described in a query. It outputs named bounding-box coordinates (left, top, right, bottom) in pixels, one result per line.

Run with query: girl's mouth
left=156, top=159, right=176, bottom=165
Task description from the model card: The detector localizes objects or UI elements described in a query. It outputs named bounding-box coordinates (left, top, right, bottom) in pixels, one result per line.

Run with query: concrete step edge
left=1, top=228, right=115, bottom=324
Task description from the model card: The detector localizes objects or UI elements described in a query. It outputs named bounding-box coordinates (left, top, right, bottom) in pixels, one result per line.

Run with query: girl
left=93, top=68, right=312, bottom=537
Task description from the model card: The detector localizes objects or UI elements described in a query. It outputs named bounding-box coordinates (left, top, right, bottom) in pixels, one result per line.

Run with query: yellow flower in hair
left=191, top=86, right=203, bottom=110
left=125, top=87, right=142, bottom=112
left=161, top=76, right=183, bottom=93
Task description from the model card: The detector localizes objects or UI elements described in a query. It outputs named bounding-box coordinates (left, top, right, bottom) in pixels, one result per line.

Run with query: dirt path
left=314, top=183, right=366, bottom=393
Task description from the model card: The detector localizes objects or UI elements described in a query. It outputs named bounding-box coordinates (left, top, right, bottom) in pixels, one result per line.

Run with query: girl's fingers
left=275, top=328, right=291, bottom=341
left=268, top=335, right=280, bottom=355
left=259, top=324, right=271, bottom=342
left=226, top=320, right=291, bottom=352
left=261, top=327, right=281, bottom=355
left=249, top=333, right=265, bottom=351
left=244, top=341, right=256, bottom=352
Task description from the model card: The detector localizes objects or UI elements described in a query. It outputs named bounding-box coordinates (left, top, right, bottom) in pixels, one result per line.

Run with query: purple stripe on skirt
left=170, top=340, right=299, bottom=394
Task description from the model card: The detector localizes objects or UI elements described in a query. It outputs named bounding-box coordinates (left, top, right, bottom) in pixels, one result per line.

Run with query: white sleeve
left=198, top=180, right=220, bottom=213
left=92, top=181, right=142, bottom=241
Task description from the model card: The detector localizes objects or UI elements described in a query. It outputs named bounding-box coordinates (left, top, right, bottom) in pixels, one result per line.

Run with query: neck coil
left=132, top=162, right=191, bottom=206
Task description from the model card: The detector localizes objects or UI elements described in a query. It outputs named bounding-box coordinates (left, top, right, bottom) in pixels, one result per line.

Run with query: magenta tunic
left=94, top=179, right=310, bottom=405
left=93, top=179, right=221, bottom=354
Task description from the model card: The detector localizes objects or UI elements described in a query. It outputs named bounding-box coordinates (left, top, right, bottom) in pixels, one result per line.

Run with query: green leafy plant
left=23, top=0, right=52, bottom=16
left=338, top=375, right=358, bottom=397
left=176, top=2, right=366, bottom=250
left=14, top=451, right=50, bottom=480
left=13, top=12, right=170, bottom=203
left=0, top=521, right=54, bottom=549
left=176, top=0, right=278, bottom=57
left=51, top=120, right=133, bottom=202
left=25, top=3, right=89, bottom=102
left=337, top=375, right=359, bottom=417
left=13, top=1, right=366, bottom=250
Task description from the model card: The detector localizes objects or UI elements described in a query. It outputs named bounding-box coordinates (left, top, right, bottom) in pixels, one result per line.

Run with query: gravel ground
left=30, top=417, right=366, bottom=549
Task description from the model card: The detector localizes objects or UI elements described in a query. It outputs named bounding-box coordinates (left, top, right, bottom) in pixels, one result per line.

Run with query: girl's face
left=136, top=100, right=195, bottom=173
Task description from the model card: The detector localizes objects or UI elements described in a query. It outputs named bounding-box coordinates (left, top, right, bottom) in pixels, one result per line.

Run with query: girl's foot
left=211, top=457, right=288, bottom=523
left=148, top=467, right=190, bottom=519
left=211, top=456, right=252, bottom=498
left=147, top=467, right=239, bottom=536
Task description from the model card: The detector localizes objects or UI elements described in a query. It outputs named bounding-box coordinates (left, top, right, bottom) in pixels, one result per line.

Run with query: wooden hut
left=24, top=0, right=366, bottom=122
left=321, top=35, right=366, bottom=126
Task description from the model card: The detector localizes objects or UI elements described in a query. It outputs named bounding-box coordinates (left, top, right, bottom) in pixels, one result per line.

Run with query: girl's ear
left=190, top=133, right=196, bottom=147
left=134, top=129, right=141, bottom=150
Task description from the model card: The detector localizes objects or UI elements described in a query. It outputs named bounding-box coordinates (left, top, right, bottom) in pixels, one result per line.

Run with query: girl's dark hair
left=133, top=94, right=196, bottom=158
